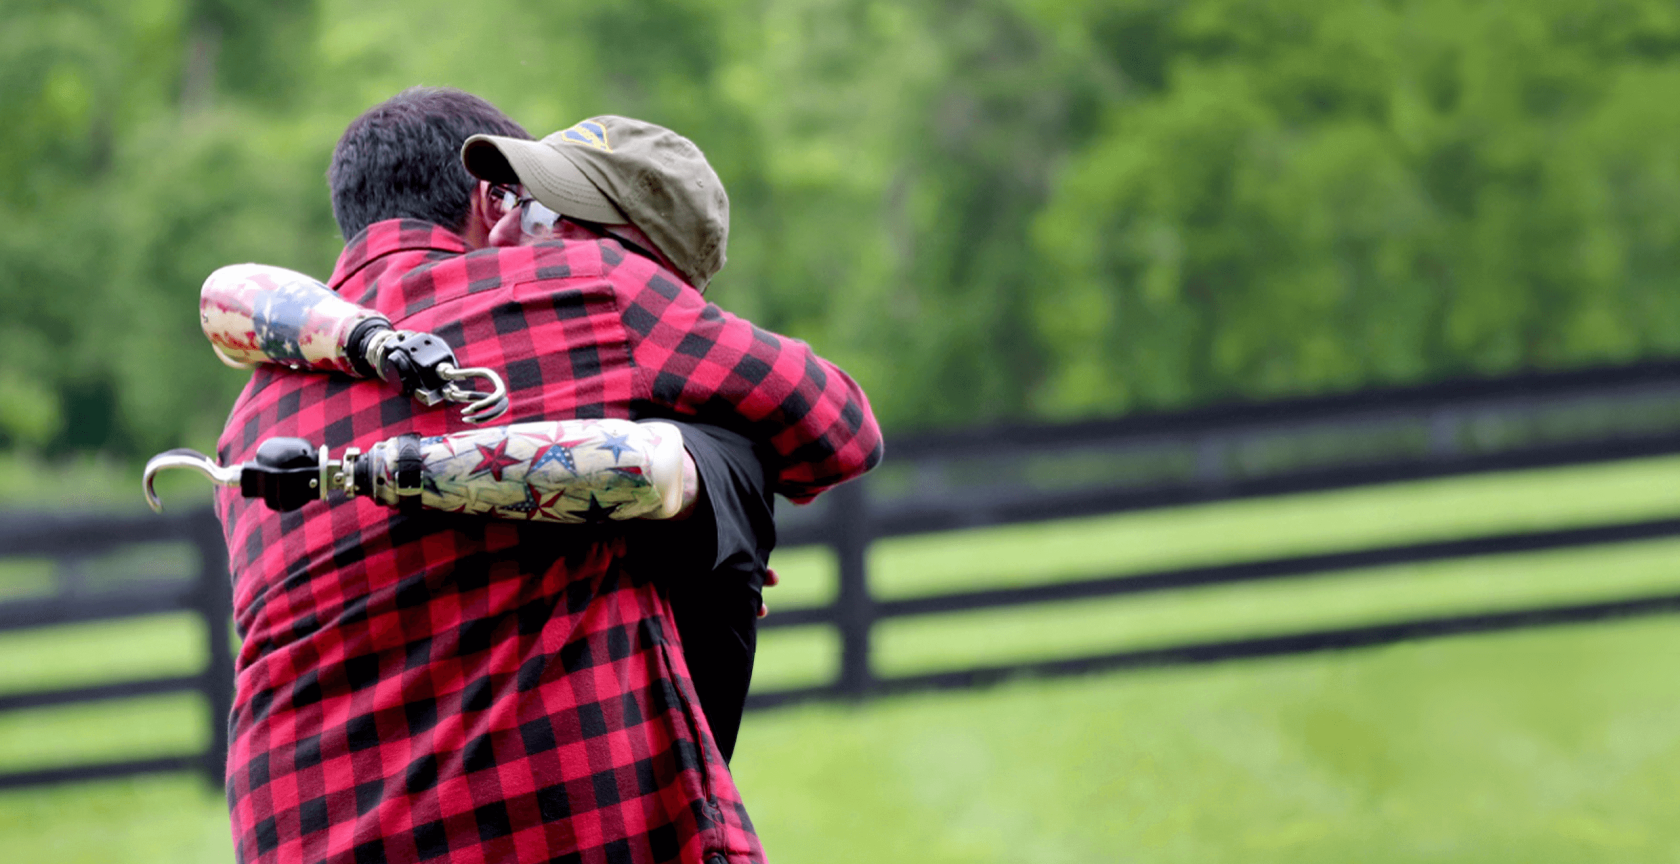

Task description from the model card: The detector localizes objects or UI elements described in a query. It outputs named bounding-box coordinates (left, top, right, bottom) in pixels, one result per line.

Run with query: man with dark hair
left=214, top=87, right=881, bottom=864
left=327, top=87, right=531, bottom=241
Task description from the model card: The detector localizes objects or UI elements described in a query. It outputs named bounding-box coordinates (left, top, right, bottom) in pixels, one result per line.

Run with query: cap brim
left=461, top=134, right=628, bottom=225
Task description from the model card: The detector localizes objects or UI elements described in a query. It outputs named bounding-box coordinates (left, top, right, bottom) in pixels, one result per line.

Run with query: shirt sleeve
left=619, top=271, right=884, bottom=503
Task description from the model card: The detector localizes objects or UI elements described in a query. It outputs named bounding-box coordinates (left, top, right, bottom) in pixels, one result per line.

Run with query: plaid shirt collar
left=328, top=219, right=470, bottom=290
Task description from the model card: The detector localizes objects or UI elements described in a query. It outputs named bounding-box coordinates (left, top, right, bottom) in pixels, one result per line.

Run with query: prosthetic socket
left=201, top=264, right=508, bottom=423
left=144, top=419, right=689, bottom=524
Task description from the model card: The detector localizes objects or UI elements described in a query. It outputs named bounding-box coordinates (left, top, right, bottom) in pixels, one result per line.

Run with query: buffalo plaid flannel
left=214, top=219, right=882, bottom=864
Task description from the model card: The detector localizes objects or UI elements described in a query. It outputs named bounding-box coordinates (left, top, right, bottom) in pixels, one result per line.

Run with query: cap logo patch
left=560, top=120, right=611, bottom=152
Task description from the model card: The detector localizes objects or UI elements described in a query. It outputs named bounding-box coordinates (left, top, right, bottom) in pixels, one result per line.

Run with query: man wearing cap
left=460, top=115, right=792, bottom=773
left=215, top=88, right=882, bottom=864
left=463, top=117, right=727, bottom=294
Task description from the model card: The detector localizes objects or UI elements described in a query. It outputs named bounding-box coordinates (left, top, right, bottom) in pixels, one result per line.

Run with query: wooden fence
left=0, top=510, right=232, bottom=788
left=8, top=360, right=1680, bottom=787
left=751, top=359, right=1680, bottom=706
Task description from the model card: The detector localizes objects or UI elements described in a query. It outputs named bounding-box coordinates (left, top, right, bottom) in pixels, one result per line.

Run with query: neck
left=603, top=223, right=679, bottom=276
left=461, top=216, right=490, bottom=250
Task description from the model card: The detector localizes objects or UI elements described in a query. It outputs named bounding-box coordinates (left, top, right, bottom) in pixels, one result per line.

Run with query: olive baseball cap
left=461, top=116, right=729, bottom=291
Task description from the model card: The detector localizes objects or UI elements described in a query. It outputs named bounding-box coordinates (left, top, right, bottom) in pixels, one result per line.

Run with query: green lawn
left=733, top=620, right=1680, bottom=864
left=4, top=455, right=1680, bottom=861
left=4, top=621, right=1680, bottom=863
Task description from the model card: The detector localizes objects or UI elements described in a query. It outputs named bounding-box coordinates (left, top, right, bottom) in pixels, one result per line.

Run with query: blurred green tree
left=0, top=0, right=330, bottom=456
left=3, top=0, right=1680, bottom=459
left=1032, top=0, right=1680, bottom=416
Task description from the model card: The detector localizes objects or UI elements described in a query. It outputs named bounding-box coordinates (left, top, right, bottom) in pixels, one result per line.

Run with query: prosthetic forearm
left=144, top=418, right=696, bottom=523
left=200, top=263, right=508, bottom=423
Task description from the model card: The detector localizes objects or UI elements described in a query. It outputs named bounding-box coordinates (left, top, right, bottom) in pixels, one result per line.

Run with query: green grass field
left=4, top=455, right=1680, bottom=862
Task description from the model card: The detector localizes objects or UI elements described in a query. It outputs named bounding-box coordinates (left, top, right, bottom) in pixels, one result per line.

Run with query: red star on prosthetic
left=470, top=436, right=523, bottom=482
left=529, top=486, right=572, bottom=520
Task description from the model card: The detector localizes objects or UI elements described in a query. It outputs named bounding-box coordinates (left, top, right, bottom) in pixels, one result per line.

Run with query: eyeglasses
left=517, top=197, right=563, bottom=238
left=487, top=183, right=565, bottom=238
left=489, top=184, right=522, bottom=216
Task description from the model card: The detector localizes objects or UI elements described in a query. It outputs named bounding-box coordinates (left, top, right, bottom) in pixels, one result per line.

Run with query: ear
left=462, top=181, right=496, bottom=249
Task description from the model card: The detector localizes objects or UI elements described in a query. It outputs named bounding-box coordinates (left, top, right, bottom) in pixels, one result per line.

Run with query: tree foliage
left=1033, top=0, right=1680, bottom=415
left=3, top=0, right=1680, bottom=456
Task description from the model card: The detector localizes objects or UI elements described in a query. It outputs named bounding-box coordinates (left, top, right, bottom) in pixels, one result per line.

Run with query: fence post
left=830, top=480, right=874, bottom=698
left=191, top=508, right=235, bottom=790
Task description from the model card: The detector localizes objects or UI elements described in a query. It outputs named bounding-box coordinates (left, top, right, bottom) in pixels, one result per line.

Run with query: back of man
left=220, top=228, right=763, bottom=864
left=217, top=89, right=881, bottom=864
left=217, top=91, right=756, bottom=864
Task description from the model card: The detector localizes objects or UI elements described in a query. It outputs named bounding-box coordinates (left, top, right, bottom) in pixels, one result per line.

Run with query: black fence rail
left=0, top=510, right=232, bottom=790
left=751, top=359, right=1680, bottom=708
left=7, top=359, right=1680, bottom=786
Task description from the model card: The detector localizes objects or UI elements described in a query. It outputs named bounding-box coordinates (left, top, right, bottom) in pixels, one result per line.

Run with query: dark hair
left=328, top=87, right=529, bottom=241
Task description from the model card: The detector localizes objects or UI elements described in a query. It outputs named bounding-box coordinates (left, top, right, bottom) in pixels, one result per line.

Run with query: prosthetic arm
left=144, top=418, right=697, bottom=523
left=201, top=264, right=508, bottom=423
left=185, top=264, right=699, bottom=523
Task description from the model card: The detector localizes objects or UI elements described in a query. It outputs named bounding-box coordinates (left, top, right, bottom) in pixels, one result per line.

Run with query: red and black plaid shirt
left=215, top=219, right=882, bottom=864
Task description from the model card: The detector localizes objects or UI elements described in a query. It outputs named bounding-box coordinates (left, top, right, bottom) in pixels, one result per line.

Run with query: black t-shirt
left=627, top=421, right=776, bottom=762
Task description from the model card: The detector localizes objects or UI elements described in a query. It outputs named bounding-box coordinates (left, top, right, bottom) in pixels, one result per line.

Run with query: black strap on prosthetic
left=352, top=448, right=375, bottom=500
left=343, top=318, right=392, bottom=379
left=393, top=434, right=424, bottom=511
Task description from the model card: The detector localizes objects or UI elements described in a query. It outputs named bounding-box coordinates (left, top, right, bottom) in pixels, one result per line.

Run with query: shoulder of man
left=466, top=235, right=709, bottom=335
left=444, top=236, right=659, bottom=294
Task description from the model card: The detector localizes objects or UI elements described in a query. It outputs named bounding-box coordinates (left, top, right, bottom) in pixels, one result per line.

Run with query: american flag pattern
left=201, top=262, right=386, bottom=375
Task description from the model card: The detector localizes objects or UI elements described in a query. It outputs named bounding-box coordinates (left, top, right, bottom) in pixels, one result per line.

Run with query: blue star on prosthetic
left=596, top=430, right=634, bottom=463
left=529, top=441, right=577, bottom=474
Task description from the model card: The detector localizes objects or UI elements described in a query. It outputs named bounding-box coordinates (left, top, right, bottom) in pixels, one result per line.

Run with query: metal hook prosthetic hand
left=200, top=263, right=509, bottom=423
left=144, top=418, right=697, bottom=523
